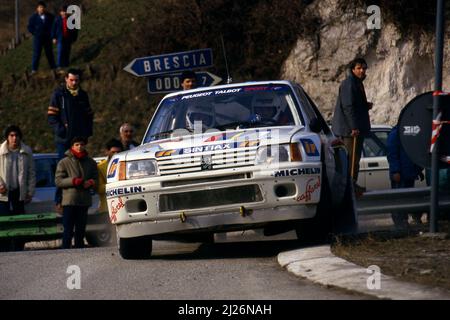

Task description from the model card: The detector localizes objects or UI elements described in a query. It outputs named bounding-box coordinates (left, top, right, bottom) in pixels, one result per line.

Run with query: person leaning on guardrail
left=55, top=136, right=98, bottom=249
left=0, top=125, right=36, bottom=216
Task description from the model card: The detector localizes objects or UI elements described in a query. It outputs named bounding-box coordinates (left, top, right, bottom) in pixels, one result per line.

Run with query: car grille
left=159, top=184, right=263, bottom=212
left=156, top=147, right=257, bottom=176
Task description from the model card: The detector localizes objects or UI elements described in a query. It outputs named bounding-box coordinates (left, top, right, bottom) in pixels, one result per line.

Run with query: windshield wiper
left=149, top=128, right=193, bottom=140
left=215, top=119, right=277, bottom=131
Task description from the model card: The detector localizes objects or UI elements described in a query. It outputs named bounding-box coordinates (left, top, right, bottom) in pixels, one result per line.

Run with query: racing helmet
left=186, top=105, right=215, bottom=130
left=252, top=93, right=282, bottom=120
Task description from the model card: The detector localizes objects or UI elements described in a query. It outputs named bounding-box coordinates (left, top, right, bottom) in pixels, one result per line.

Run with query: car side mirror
left=309, top=118, right=321, bottom=133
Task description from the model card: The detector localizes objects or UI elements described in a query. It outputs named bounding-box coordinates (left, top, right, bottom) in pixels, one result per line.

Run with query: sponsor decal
left=184, top=143, right=232, bottom=154
left=300, top=139, right=319, bottom=156
left=296, top=177, right=321, bottom=202
left=155, top=149, right=176, bottom=158
left=403, top=126, right=421, bottom=136
left=180, top=88, right=243, bottom=100
left=110, top=197, right=125, bottom=223
left=107, top=158, right=119, bottom=179
left=106, top=186, right=144, bottom=198
left=272, top=167, right=321, bottom=177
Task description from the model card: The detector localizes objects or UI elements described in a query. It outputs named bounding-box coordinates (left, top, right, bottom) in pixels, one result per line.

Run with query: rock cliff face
left=281, top=0, right=449, bottom=125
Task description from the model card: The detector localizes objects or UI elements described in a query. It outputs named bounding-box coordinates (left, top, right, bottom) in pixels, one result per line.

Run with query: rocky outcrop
left=282, top=0, right=450, bottom=125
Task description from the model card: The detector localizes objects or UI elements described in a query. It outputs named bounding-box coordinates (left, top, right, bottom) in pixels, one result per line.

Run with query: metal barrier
left=356, top=187, right=450, bottom=215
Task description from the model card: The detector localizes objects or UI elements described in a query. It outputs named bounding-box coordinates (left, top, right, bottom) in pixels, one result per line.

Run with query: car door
left=358, top=131, right=390, bottom=190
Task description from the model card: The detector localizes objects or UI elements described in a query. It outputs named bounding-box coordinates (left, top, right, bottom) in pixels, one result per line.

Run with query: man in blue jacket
left=387, top=125, right=424, bottom=228
left=27, top=1, right=56, bottom=74
left=52, top=5, right=78, bottom=69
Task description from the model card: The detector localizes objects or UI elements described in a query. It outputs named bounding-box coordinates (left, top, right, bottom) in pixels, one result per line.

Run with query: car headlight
left=122, top=160, right=158, bottom=180
left=255, top=144, right=290, bottom=165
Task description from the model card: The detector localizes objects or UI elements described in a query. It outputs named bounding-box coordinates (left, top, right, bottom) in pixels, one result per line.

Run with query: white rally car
left=106, top=81, right=356, bottom=259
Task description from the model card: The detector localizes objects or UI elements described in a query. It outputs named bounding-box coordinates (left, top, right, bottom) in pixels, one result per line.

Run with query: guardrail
left=356, top=187, right=450, bottom=215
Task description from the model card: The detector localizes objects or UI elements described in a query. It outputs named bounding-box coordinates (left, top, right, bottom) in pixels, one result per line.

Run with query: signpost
left=123, top=48, right=213, bottom=77
left=147, top=71, right=222, bottom=94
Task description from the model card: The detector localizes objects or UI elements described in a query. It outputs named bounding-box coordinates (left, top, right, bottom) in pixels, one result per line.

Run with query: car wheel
left=295, top=165, right=333, bottom=244
left=296, top=159, right=358, bottom=243
left=118, top=235, right=153, bottom=260
left=86, top=228, right=114, bottom=247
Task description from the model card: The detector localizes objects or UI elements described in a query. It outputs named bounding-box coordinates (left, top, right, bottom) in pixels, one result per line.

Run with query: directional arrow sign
left=147, top=71, right=222, bottom=94
left=124, top=48, right=213, bottom=77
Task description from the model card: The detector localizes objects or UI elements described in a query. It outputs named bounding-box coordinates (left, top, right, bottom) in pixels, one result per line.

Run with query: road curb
left=278, top=245, right=450, bottom=300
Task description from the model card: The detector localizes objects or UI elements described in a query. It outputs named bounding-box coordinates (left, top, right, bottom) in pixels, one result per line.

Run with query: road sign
left=124, top=48, right=213, bottom=77
left=147, top=71, right=222, bottom=94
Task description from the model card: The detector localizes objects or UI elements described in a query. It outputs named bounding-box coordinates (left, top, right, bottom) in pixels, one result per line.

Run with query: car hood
left=124, top=126, right=304, bottom=161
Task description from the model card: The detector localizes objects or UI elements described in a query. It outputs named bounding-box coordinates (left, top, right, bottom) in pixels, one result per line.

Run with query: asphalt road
left=0, top=237, right=369, bottom=300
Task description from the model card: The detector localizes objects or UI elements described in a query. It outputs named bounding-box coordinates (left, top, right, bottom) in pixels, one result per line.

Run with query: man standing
left=331, top=58, right=373, bottom=195
left=27, top=1, right=56, bottom=74
left=0, top=125, right=36, bottom=216
left=48, top=68, right=94, bottom=159
left=119, top=123, right=139, bottom=151
left=55, top=136, right=98, bottom=249
left=48, top=68, right=94, bottom=210
left=180, top=70, right=197, bottom=90
left=387, top=125, right=424, bottom=229
left=52, top=5, right=78, bottom=69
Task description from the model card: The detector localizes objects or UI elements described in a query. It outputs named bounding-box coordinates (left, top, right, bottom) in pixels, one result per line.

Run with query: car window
left=373, top=130, right=389, bottom=149
left=363, top=132, right=387, bottom=158
left=35, top=158, right=57, bottom=188
left=294, top=85, right=331, bottom=135
left=144, top=84, right=301, bottom=142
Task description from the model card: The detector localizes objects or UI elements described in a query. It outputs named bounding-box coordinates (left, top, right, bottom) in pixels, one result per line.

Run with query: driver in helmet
left=186, top=105, right=215, bottom=131
left=252, top=93, right=282, bottom=122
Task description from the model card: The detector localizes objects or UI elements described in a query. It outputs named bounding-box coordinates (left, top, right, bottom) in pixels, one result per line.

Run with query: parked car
left=107, top=80, right=357, bottom=259
left=28, top=153, right=113, bottom=247
left=357, top=125, right=427, bottom=190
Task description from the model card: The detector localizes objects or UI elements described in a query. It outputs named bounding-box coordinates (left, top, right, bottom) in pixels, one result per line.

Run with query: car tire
left=295, top=166, right=333, bottom=244
left=118, top=235, right=153, bottom=260
left=295, top=161, right=357, bottom=243
left=86, top=229, right=114, bottom=247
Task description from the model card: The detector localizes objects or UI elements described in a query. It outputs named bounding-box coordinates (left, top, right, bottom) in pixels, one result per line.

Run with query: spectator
left=48, top=68, right=94, bottom=211
left=27, top=1, right=56, bottom=74
left=180, top=70, right=197, bottom=90
left=331, top=58, right=373, bottom=195
left=0, top=125, right=36, bottom=216
left=55, top=136, right=98, bottom=249
left=97, top=138, right=123, bottom=214
left=119, top=123, right=139, bottom=151
left=52, top=5, right=78, bottom=69
left=387, top=125, right=424, bottom=229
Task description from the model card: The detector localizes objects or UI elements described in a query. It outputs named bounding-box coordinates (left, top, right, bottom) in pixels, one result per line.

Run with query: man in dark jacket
left=27, top=1, right=56, bottom=73
left=52, top=5, right=78, bottom=69
left=55, top=136, right=98, bottom=249
left=48, top=68, right=94, bottom=158
left=331, top=58, right=373, bottom=194
left=387, top=125, right=424, bottom=228
left=48, top=68, right=94, bottom=211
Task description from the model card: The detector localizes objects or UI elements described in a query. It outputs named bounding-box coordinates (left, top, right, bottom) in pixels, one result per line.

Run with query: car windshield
left=144, top=84, right=300, bottom=142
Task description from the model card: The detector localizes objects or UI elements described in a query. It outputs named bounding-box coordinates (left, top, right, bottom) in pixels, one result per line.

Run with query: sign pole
left=15, top=0, right=20, bottom=45
left=430, top=0, right=445, bottom=233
